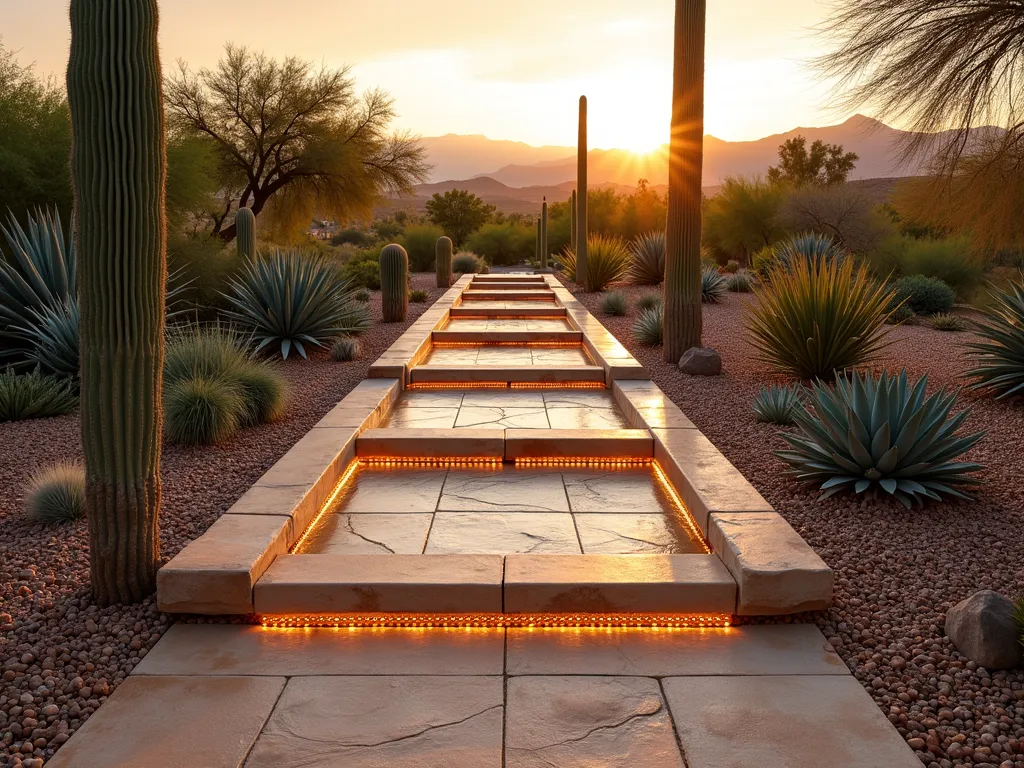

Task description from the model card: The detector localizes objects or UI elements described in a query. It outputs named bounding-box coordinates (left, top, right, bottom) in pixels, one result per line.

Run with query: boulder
left=945, top=590, right=1022, bottom=670
left=679, top=347, right=722, bottom=376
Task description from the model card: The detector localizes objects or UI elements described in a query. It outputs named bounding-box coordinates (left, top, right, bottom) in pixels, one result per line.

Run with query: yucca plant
left=701, top=266, right=728, bottom=303
left=558, top=235, right=631, bottom=291
left=25, top=461, right=87, bottom=523
left=600, top=291, right=628, bottom=316
left=777, top=369, right=985, bottom=508
left=965, top=277, right=1024, bottom=398
left=746, top=258, right=897, bottom=380
left=636, top=292, right=663, bottom=312
left=728, top=272, right=754, bottom=293
left=930, top=313, right=966, bottom=332
left=223, top=249, right=365, bottom=359
left=752, top=383, right=804, bottom=425
left=21, top=299, right=80, bottom=378
left=633, top=305, right=663, bottom=346
left=772, top=232, right=848, bottom=274
left=331, top=336, right=359, bottom=362
left=0, top=367, right=78, bottom=422
left=627, top=231, right=665, bottom=285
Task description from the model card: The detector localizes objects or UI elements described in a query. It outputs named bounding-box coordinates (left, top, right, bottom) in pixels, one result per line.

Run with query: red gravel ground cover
left=0, top=274, right=444, bottom=767
left=569, top=279, right=1024, bottom=768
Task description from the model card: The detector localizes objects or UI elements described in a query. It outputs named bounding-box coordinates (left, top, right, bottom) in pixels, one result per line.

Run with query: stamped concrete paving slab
left=562, top=469, right=673, bottom=513
left=662, top=675, right=921, bottom=768
left=247, top=676, right=504, bottom=768
left=387, top=404, right=461, bottom=429
left=439, top=469, right=570, bottom=512
left=425, top=512, right=582, bottom=554
left=334, top=467, right=448, bottom=513
left=454, top=405, right=551, bottom=429
left=300, top=513, right=432, bottom=555
left=136, top=624, right=505, bottom=676
left=460, top=389, right=546, bottom=407
left=546, top=407, right=629, bottom=429
left=46, top=675, right=285, bottom=768
left=505, top=676, right=684, bottom=768
left=506, top=624, right=847, bottom=676
left=574, top=513, right=702, bottom=554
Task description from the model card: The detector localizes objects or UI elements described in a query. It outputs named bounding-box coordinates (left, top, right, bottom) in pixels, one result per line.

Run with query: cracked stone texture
left=332, top=467, right=448, bottom=513
left=504, top=676, right=684, bottom=768
left=460, top=390, right=546, bottom=408
left=386, top=405, right=460, bottom=429
left=454, top=406, right=551, bottom=429
left=574, top=513, right=703, bottom=554
left=542, top=391, right=619, bottom=409
left=300, top=513, right=432, bottom=554
left=438, top=470, right=569, bottom=512
left=425, top=512, right=581, bottom=554
left=546, top=407, right=629, bottom=429
left=390, top=390, right=466, bottom=408
left=562, top=470, right=674, bottom=514
left=246, top=676, right=504, bottom=768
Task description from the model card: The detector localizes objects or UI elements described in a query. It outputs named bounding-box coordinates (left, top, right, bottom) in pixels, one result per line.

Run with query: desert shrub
left=25, top=461, right=86, bottom=523
left=632, top=306, right=663, bottom=346
left=930, top=313, right=967, bottom=332
left=558, top=235, right=631, bottom=291
left=330, top=228, right=373, bottom=247
left=702, top=177, right=787, bottom=260
left=965, top=277, right=1024, bottom=398
left=233, top=363, right=288, bottom=427
left=636, top=293, right=663, bottom=312
left=0, top=367, right=78, bottom=422
left=600, top=292, right=628, bottom=316
left=751, top=245, right=776, bottom=278
left=728, top=272, right=753, bottom=292
left=340, top=257, right=380, bottom=291
left=164, top=375, right=244, bottom=446
left=452, top=251, right=484, bottom=274
left=399, top=224, right=446, bottom=271
left=886, top=304, right=915, bottom=325
left=354, top=289, right=371, bottom=302
left=777, top=369, right=985, bottom=507
left=891, top=274, right=955, bottom=316
left=701, top=266, right=728, bottom=303
left=463, top=222, right=535, bottom=266
left=746, top=258, right=896, bottom=379
left=167, top=233, right=237, bottom=316
left=626, top=231, right=665, bottom=285
left=752, top=383, right=803, bottom=425
left=724, top=259, right=740, bottom=274
left=330, top=336, right=359, bottom=362
left=223, top=249, right=368, bottom=359
left=870, top=236, right=985, bottom=300
left=409, top=289, right=428, bottom=303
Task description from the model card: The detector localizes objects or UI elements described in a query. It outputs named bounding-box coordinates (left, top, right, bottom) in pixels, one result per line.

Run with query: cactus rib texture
left=380, top=243, right=409, bottom=322
left=435, top=236, right=453, bottom=288
left=68, top=0, right=166, bottom=604
left=235, top=207, right=256, bottom=261
left=570, top=190, right=577, bottom=251
left=576, top=96, right=588, bottom=288
left=663, top=0, right=706, bottom=362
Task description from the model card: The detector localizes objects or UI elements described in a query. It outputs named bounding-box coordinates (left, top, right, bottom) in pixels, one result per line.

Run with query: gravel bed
left=570, top=279, right=1024, bottom=768
left=0, top=274, right=444, bottom=767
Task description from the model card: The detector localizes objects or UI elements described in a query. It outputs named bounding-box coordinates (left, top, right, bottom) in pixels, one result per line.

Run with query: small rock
left=678, top=347, right=722, bottom=376
left=945, top=590, right=1022, bottom=670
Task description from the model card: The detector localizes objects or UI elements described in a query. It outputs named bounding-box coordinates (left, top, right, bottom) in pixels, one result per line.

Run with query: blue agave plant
left=777, top=369, right=985, bottom=508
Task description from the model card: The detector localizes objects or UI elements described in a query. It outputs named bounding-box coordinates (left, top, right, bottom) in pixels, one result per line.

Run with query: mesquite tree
left=664, top=0, right=706, bottom=361
left=68, top=0, right=166, bottom=604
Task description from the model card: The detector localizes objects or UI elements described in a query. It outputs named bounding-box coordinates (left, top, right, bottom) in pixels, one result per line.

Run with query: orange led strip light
left=652, top=460, right=712, bottom=554
left=289, top=458, right=360, bottom=554
left=260, top=612, right=732, bottom=629
left=432, top=341, right=580, bottom=348
left=515, top=457, right=652, bottom=468
left=359, top=457, right=501, bottom=468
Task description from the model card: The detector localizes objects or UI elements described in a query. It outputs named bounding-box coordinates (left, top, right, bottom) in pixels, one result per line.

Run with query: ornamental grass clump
left=633, top=305, right=663, bottom=346
left=600, top=292, right=628, bottom=316
left=752, top=383, right=804, bottom=426
left=777, top=369, right=985, bottom=507
left=409, top=289, right=428, bottom=303
left=223, top=249, right=367, bottom=359
left=558, top=235, right=631, bottom=291
left=452, top=252, right=483, bottom=274
left=0, top=367, right=78, bottom=422
left=25, top=461, right=86, bottom=523
left=930, top=313, right=966, bottom=332
left=701, top=266, right=728, bottom=303
left=626, top=231, right=665, bottom=285
left=331, top=336, right=359, bottom=362
left=728, top=272, right=753, bottom=293
left=636, top=292, right=663, bottom=312
left=965, top=277, right=1024, bottom=398
left=746, top=257, right=896, bottom=380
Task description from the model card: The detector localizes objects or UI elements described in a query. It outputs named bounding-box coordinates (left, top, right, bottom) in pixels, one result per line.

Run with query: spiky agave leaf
left=626, top=231, right=665, bottom=285
left=23, top=298, right=80, bottom=378
left=222, top=249, right=366, bottom=359
left=752, top=383, right=804, bottom=425
left=632, top=305, right=663, bottom=346
left=964, top=276, right=1024, bottom=399
left=701, top=266, right=728, bottom=303
left=773, top=232, right=847, bottom=273
left=776, top=368, right=985, bottom=508
left=0, top=367, right=78, bottom=422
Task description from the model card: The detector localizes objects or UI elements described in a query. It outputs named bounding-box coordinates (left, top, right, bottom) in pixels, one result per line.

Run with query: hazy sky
left=0, top=0, right=845, bottom=151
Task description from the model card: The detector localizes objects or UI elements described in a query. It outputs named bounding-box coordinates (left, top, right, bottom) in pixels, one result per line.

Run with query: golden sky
left=1, top=0, right=843, bottom=151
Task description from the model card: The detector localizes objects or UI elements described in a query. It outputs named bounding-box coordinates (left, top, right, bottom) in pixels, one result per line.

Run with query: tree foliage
left=703, top=177, right=787, bottom=259
left=781, top=183, right=889, bottom=255
left=767, top=136, right=859, bottom=187
left=424, top=189, right=495, bottom=247
left=165, top=45, right=429, bottom=242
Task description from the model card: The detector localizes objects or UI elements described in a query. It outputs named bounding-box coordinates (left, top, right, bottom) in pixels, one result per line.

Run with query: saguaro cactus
left=576, top=96, right=588, bottom=288
left=235, top=207, right=256, bottom=261
left=535, top=218, right=541, bottom=263
left=436, top=236, right=453, bottom=288
left=664, top=0, right=706, bottom=361
left=68, top=0, right=165, bottom=604
left=380, top=243, right=409, bottom=322
left=540, top=197, right=548, bottom=270
left=570, top=190, right=577, bottom=251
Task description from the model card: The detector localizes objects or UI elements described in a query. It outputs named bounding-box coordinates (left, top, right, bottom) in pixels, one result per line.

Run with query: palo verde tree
left=767, top=136, right=858, bottom=187
left=664, top=0, right=706, bottom=361
left=424, top=188, right=495, bottom=247
left=165, top=44, right=429, bottom=242
left=68, top=0, right=166, bottom=604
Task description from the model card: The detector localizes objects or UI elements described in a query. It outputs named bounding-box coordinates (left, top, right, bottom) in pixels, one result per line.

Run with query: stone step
left=432, top=329, right=582, bottom=344
left=472, top=274, right=545, bottom=283
left=408, top=365, right=606, bottom=384
left=466, top=282, right=550, bottom=291
left=461, top=291, right=556, bottom=302
left=449, top=305, right=566, bottom=318
left=356, top=428, right=504, bottom=459
left=505, top=429, right=654, bottom=460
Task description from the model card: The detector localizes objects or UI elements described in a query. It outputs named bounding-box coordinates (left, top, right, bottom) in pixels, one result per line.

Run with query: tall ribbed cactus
left=664, top=0, right=706, bottom=361
left=435, top=236, right=453, bottom=288
left=541, top=197, right=548, bottom=270
left=380, top=243, right=409, bottom=322
left=576, top=96, right=588, bottom=288
left=235, top=207, right=256, bottom=261
left=570, top=190, right=577, bottom=251
left=68, top=0, right=165, bottom=604
left=535, top=218, right=541, bottom=263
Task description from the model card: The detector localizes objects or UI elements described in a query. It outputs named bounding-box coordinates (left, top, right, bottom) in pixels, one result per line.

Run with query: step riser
left=432, top=330, right=581, bottom=344
left=461, top=292, right=556, bottom=301
left=409, top=366, right=605, bottom=384
left=449, top=306, right=567, bottom=318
